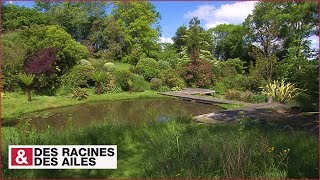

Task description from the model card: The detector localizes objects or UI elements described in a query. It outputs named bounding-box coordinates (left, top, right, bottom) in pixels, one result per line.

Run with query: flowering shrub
left=25, top=48, right=59, bottom=74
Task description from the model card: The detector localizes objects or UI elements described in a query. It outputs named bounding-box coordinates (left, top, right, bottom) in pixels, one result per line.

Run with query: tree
left=172, top=25, right=188, bottom=53
left=1, top=4, right=49, bottom=32
left=89, top=16, right=127, bottom=61
left=92, top=71, right=106, bottom=95
left=209, top=24, right=251, bottom=62
left=112, top=2, right=161, bottom=58
left=35, top=2, right=109, bottom=41
left=18, top=73, right=35, bottom=101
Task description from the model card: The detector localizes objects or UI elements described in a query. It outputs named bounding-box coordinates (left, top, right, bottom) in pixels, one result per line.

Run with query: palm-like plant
left=262, top=80, right=302, bottom=103
left=92, top=71, right=106, bottom=95
left=18, top=73, right=35, bottom=101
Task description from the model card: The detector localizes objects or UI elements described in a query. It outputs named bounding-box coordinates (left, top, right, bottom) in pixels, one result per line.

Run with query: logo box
left=9, top=145, right=117, bottom=169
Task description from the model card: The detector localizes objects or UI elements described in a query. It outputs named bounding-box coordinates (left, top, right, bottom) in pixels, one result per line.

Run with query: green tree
left=91, top=71, right=106, bottom=95
left=35, top=2, right=109, bottom=41
left=1, top=4, right=49, bottom=32
left=89, top=16, right=127, bottom=61
left=18, top=73, right=35, bottom=101
left=112, top=2, right=161, bottom=58
left=172, top=25, right=188, bottom=53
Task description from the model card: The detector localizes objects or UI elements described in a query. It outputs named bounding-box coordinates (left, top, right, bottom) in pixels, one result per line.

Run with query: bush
left=293, top=93, right=316, bottom=112
left=136, top=58, right=159, bottom=80
left=103, top=62, right=116, bottom=72
left=262, top=80, right=301, bottom=103
left=159, top=70, right=185, bottom=89
left=130, top=74, right=150, bottom=92
left=158, top=60, right=171, bottom=70
left=61, top=65, right=95, bottom=89
left=249, top=93, right=267, bottom=103
left=79, top=59, right=92, bottom=66
left=222, top=74, right=251, bottom=91
left=214, top=82, right=226, bottom=95
left=184, top=59, right=213, bottom=87
left=71, top=87, right=88, bottom=100
left=239, top=91, right=254, bottom=102
left=102, top=73, right=117, bottom=93
left=225, top=89, right=242, bottom=101
left=114, top=70, right=133, bottom=91
left=150, top=78, right=162, bottom=91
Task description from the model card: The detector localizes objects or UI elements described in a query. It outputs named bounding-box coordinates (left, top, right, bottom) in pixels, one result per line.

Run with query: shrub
left=262, top=80, right=301, bottom=103
left=225, top=89, right=242, bottom=101
left=158, top=85, right=171, bottom=92
left=71, top=87, right=88, bottom=101
left=214, top=82, right=226, bottom=95
left=92, top=71, right=107, bottom=95
left=114, top=70, right=133, bottom=91
left=159, top=70, right=185, bottom=89
left=239, top=91, right=254, bottom=102
left=222, top=74, right=251, bottom=92
left=150, top=78, right=162, bottom=91
left=249, top=93, right=267, bottom=103
left=79, top=59, right=92, bottom=66
left=184, top=59, right=213, bottom=87
left=158, top=60, right=171, bottom=70
left=130, top=74, right=150, bottom=92
left=18, top=73, right=35, bottom=101
left=102, top=72, right=117, bottom=93
left=61, top=65, right=95, bottom=89
left=136, top=58, right=159, bottom=80
left=293, top=93, right=316, bottom=112
left=103, top=62, right=116, bottom=72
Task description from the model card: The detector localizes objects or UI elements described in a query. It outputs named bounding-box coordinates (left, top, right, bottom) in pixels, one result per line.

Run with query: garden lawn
left=1, top=91, right=167, bottom=120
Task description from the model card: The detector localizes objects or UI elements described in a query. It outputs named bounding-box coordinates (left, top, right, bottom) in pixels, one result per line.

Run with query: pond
left=16, top=98, right=223, bottom=129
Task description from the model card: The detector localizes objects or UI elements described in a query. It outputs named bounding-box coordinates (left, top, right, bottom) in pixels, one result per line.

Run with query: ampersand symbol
left=15, top=149, right=28, bottom=164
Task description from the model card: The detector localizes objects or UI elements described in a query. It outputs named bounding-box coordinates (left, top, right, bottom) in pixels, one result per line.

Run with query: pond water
left=18, top=98, right=223, bottom=129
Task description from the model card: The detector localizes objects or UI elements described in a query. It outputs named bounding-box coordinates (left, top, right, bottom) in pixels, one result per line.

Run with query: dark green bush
left=159, top=70, right=185, bottom=89
left=61, top=65, right=95, bottom=88
left=294, top=93, right=316, bottom=112
left=114, top=70, right=133, bottom=91
left=249, top=93, right=267, bottom=103
left=223, top=74, right=251, bottom=91
left=130, top=74, right=150, bottom=92
left=136, top=58, right=159, bottom=81
left=150, top=78, right=162, bottom=91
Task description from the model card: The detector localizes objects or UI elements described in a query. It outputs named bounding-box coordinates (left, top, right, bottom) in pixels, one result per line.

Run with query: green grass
left=2, top=118, right=318, bottom=178
left=216, top=103, right=245, bottom=110
left=1, top=91, right=167, bottom=120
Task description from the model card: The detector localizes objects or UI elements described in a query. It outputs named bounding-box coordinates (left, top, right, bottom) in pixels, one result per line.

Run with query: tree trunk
left=26, top=87, right=32, bottom=102
left=97, top=82, right=101, bottom=95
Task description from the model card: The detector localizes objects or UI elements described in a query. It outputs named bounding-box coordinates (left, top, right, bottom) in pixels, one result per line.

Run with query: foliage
left=214, top=82, right=226, bottom=95
left=136, top=58, right=159, bottom=81
left=222, top=74, right=251, bottom=92
left=225, top=89, right=242, bottom=101
left=20, top=25, right=89, bottom=74
left=159, top=70, right=185, bottom=89
left=239, top=91, right=254, bottom=102
left=157, top=60, right=171, bottom=70
left=292, top=93, right=316, bottom=112
left=184, top=55, right=212, bottom=88
left=112, top=2, right=161, bottom=58
left=1, top=32, right=27, bottom=92
left=1, top=4, right=49, bottom=32
left=102, top=73, right=118, bottom=93
left=114, top=70, right=133, bottom=91
left=35, top=2, right=109, bottom=41
left=61, top=65, right=95, bottom=89
left=2, top=119, right=317, bottom=178
left=71, top=87, right=89, bottom=100
left=262, top=80, right=301, bottom=103
left=89, top=16, right=127, bottom=61
left=79, top=59, right=92, bottom=66
left=130, top=74, right=150, bottom=92
left=150, top=78, right=162, bottom=91
left=18, top=73, right=35, bottom=87
left=103, top=62, right=116, bottom=72
left=249, top=93, right=267, bottom=103
left=25, top=48, right=59, bottom=74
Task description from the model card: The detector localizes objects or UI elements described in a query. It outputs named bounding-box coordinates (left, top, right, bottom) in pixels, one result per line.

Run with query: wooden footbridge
left=159, top=88, right=246, bottom=105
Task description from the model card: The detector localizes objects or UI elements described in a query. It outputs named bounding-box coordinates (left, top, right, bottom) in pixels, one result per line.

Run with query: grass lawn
left=1, top=91, right=167, bottom=120
left=2, top=117, right=318, bottom=178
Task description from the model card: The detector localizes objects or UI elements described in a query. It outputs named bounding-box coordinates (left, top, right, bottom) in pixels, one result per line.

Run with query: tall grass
left=2, top=117, right=318, bottom=178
